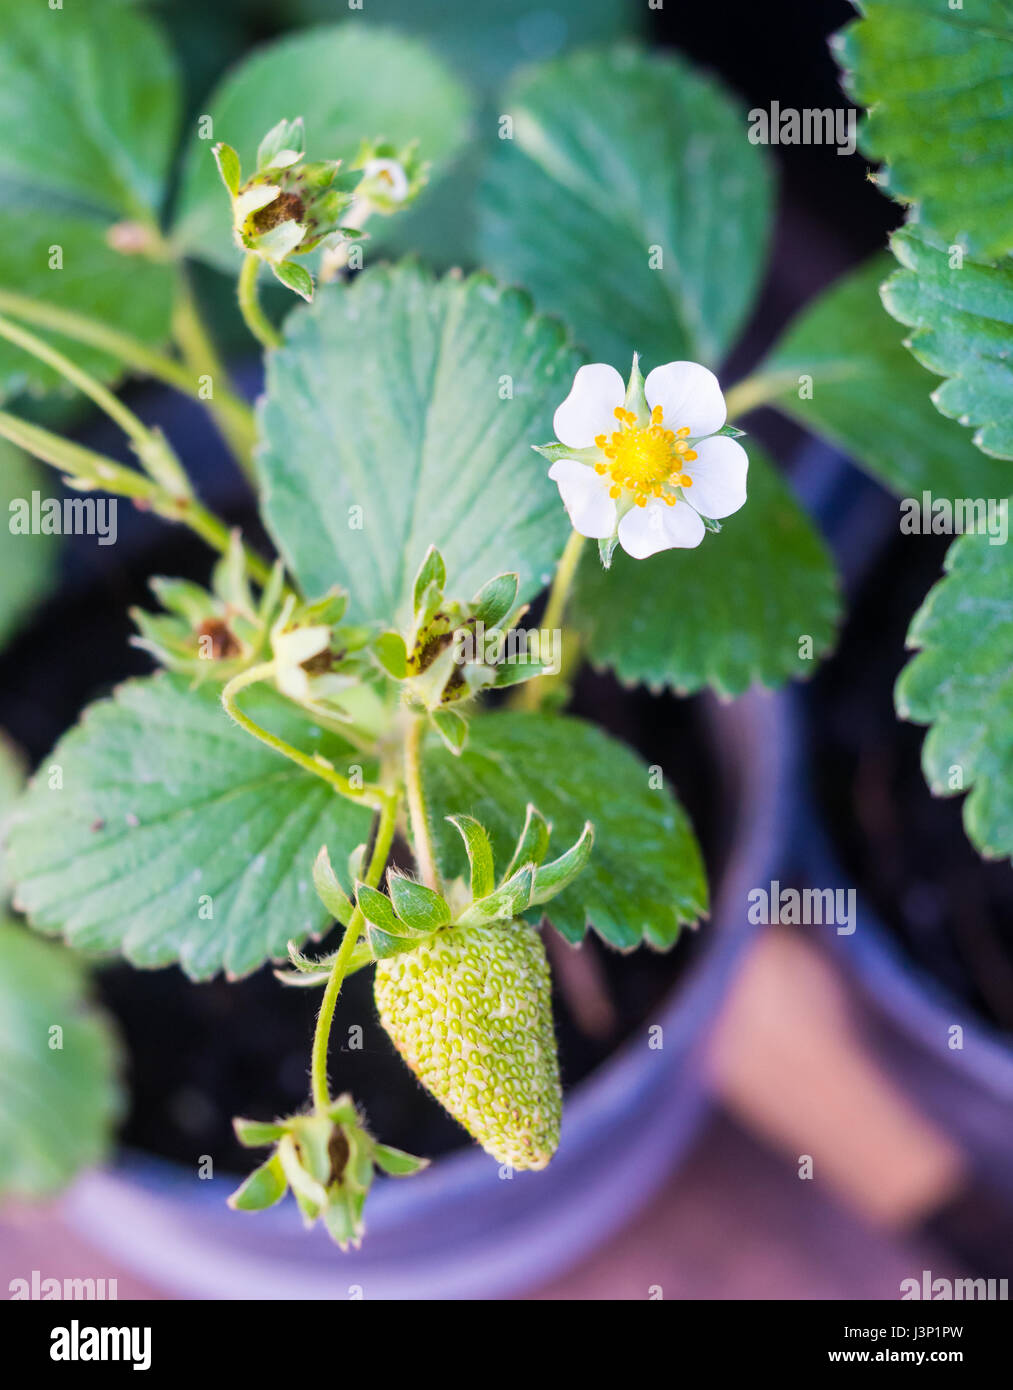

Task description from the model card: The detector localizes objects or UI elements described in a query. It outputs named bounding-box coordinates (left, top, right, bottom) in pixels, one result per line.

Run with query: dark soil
left=810, top=526, right=1013, bottom=1035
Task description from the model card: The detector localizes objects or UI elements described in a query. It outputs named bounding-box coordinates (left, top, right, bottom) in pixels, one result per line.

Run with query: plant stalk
left=310, top=790, right=399, bottom=1112
left=404, top=714, right=439, bottom=889
left=238, top=254, right=282, bottom=351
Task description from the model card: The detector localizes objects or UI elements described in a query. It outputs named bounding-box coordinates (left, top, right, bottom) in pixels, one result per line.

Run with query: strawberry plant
left=10, top=0, right=999, bottom=1248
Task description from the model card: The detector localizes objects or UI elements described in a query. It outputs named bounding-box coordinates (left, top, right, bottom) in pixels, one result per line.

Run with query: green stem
left=404, top=714, right=439, bottom=890
left=221, top=663, right=386, bottom=809
left=724, top=370, right=800, bottom=422
left=172, top=275, right=258, bottom=477
left=0, top=312, right=191, bottom=495
left=310, top=790, right=399, bottom=1112
left=0, top=285, right=255, bottom=435
left=238, top=254, right=282, bottom=351
left=0, top=409, right=273, bottom=586
left=512, top=529, right=585, bottom=712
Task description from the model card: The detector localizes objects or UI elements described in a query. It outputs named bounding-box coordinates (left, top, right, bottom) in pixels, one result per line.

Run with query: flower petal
left=644, top=361, right=726, bottom=437
left=553, top=363, right=626, bottom=448
left=617, top=498, right=705, bottom=558
left=548, top=459, right=617, bottom=539
left=682, top=436, right=748, bottom=519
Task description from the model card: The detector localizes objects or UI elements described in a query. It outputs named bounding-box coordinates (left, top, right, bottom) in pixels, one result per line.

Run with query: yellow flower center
left=594, top=405, right=698, bottom=507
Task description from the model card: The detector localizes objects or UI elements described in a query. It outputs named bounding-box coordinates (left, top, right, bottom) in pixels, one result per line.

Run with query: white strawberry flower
left=538, top=357, right=748, bottom=560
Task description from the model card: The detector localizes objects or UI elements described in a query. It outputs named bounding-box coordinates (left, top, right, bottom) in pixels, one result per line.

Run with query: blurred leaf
left=0, top=917, right=121, bottom=1199
left=478, top=46, right=773, bottom=367
left=292, top=0, right=640, bottom=91
left=172, top=24, right=471, bottom=272
left=896, top=523, right=1013, bottom=862
left=757, top=254, right=1012, bottom=493
left=882, top=227, right=1013, bottom=462
left=0, top=441, right=60, bottom=650
left=423, top=711, right=707, bottom=948
left=573, top=448, right=841, bottom=697
left=8, top=674, right=373, bottom=980
left=0, top=212, right=175, bottom=399
left=0, top=0, right=180, bottom=220
left=837, top=0, right=1013, bottom=259
left=258, top=264, right=577, bottom=625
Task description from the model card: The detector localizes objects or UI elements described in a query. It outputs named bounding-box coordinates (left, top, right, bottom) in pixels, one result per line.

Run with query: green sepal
left=365, top=924, right=426, bottom=960
left=431, top=707, right=467, bottom=755
left=233, top=1117, right=286, bottom=1148
left=257, top=116, right=305, bottom=172
left=623, top=351, right=648, bottom=421
left=598, top=535, right=619, bottom=569
left=699, top=514, right=722, bottom=534
left=387, top=872, right=451, bottom=932
left=532, top=441, right=602, bottom=466
left=373, top=630, right=408, bottom=679
left=503, top=803, right=552, bottom=880
left=355, top=883, right=402, bottom=935
left=413, top=546, right=446, bottom=612
left=312, top=845, right=354, bottom=926
left=446, top=814, right=495, bottom=899
left=372, top=1143, right=429, bottom=1177
left=456, top=864, right=534, bottom=928
left=529, top=821, right=594, bottom=906
left=288, top=1113, right=333, bottom=1188
left=271, top=258, right=314, bottom=301
left=227, top=1154, right=287, bottom=1212
left=471, top=572, right=519, bottom=627
left=492, top=659, right=549, bottom=688
left=715, top=424, right=746, bottom=438
left=212, top=142, right=241, bottom=195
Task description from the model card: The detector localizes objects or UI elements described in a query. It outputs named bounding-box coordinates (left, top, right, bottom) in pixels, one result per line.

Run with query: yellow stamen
left=591, top=399, right=701, bottom=508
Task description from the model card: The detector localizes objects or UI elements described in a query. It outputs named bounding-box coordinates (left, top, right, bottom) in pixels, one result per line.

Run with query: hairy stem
left=172, top=275, right=258, bottom=477
left=238, top=254, right=282, bottom=351
left=513, top=529, right=585, bottom=712
left=310, top=790, right=399, bottom=1112
left=0, top=409, right=273, bottom=586
left=221, top=663, right=386, bottom=809
left=0, top=311, right=190, bottom=495
left=0, top=285, right=255, bottom=433
left=404, top=714, right=439, bottom=890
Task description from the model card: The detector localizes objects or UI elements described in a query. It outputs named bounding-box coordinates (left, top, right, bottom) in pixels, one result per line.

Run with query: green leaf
left=882, top=227, right=1013, bottom=462
left=258, top=263, right=578, bottom=625
left=227, top=1153, right=287, bottom=1212
left=271, top=259, right=314, bottom=302
left=0, top=0, right=180, bottom=221
left=756, top=254, right=1011, bottom=495
left=423, top=712, right=707, bottom=948
left=895, top=524, right=1013, bottom=862
left=172, top=24, right=471, bottom=271
left=446, top=814, right=496, bottom=900
left=836, top=0, right=1013, bottom=259
left=478, top=45, right=773, bottom=367
left=0, top=734, right=25, bottom=895
left=7, top=674, right=373, bottom=980
left=0, top=918, right=121, bottom=1199
left=0, top=442, right=59, bottom=650
left=386, top=873, right=451, bottom=932
left=573, top=447, right=841, bottom=698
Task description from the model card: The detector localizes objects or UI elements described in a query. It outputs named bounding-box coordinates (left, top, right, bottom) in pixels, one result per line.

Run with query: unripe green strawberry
left=373, top=918, right=561, bottom=1170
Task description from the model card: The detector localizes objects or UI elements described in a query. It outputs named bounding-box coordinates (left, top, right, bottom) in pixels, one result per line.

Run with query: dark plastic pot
left=791, top=441, right=1013, bottom=1200
left=62, top=686, right=792, bottom=1299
